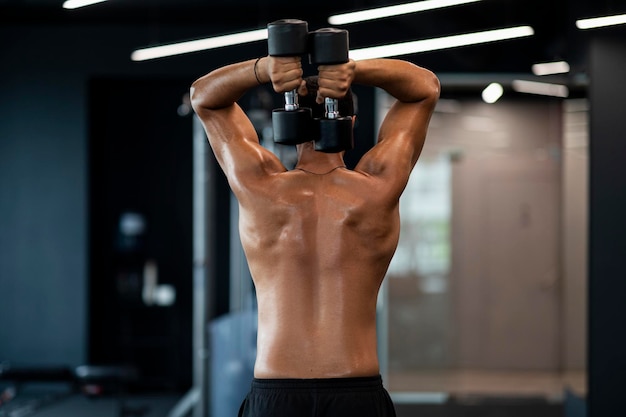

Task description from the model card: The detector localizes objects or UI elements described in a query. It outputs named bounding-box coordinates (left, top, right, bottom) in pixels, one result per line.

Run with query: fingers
left=268, top=56, right=303, bottom=93
left=296, top=79, right=308, bottom=97
left=266, top=56, right=355, bottom=100
left=316, top=59, right=356, bottom=101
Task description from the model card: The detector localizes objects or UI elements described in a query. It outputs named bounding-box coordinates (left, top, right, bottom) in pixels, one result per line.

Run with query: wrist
left=253, top=56, right=269, bottom=84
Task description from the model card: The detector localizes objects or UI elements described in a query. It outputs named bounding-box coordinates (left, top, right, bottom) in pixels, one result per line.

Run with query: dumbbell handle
left=284, top=90, right=299, bottom=111
left=324, top=98, right=339, bottom=120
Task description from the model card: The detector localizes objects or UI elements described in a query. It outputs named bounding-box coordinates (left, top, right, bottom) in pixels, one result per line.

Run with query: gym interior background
left=1, top=1, right=625, bottom=416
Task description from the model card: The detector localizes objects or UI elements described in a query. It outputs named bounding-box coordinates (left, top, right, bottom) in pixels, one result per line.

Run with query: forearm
left=190, top=57, right=269, bottom=111
left=353, top=58, right=440, bottom=104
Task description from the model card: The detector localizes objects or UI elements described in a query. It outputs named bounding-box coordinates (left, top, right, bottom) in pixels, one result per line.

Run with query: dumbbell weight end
left=314, top=117, right=354, bottom=153
left=272, top=107, right=315, bottom=145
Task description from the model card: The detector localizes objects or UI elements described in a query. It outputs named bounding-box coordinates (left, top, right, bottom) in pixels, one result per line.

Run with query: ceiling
left=2, top=0, right=625, bottom=83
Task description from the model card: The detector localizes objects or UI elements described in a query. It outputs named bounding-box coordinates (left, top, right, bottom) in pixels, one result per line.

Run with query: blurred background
left=1, top=0, right=625, bottom=416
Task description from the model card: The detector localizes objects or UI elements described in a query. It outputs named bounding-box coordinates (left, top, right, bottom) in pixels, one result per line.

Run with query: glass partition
left=378, top=90, right=588, bottom=402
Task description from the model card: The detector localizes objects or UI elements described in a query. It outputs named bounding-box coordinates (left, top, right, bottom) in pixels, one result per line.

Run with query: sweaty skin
left=191, top=56, right=439, bottom=379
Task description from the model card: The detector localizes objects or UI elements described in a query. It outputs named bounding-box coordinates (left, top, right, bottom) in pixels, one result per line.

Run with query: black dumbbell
left=267, top=19, right=314, bottom=146
left=308, top=28, right=354, bottom=153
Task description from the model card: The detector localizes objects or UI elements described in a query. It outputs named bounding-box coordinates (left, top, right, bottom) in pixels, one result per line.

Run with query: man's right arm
left=351, top=59, right=440, bottom=195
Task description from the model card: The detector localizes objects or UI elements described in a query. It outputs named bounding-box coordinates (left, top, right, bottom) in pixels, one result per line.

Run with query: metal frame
left=168, top=115, right=214, bottom=417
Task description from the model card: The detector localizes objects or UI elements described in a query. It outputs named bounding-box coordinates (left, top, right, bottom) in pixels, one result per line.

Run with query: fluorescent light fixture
left=531, top=61, right=570, bottom=76
left=576, top=13, right=626, bottom=30
left=131, top=29, right=268, bottom=61
left=63, top=0, right=108, bottom=9
left=482, top=83, right=503, bottom=103
left=512, top=80, right=569, bottom=98
left=349, top=26, right=534, bottom=60
left=328, top=0, right=481, bottom=25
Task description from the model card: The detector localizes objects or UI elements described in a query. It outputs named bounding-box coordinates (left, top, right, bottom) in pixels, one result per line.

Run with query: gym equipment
left=267, top=19, right=314, bottom=146
left=308, top=28, right=354, bottom=153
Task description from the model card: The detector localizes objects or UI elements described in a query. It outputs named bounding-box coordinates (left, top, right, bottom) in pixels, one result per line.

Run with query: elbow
left=403, top=66, right=440, bottom=104
left=189, top=80, right=206, bottom=113
left=189, top=75, right=220, bottom=112
left=426, top=70, right=441, bottom=102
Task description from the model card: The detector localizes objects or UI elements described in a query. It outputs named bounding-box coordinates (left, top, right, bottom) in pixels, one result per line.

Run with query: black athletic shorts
left=237, top=375, right=396, bottom=417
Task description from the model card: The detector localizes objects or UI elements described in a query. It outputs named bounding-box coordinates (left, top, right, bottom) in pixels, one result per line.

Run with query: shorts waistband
left=251, top=375, right=383, bottom=392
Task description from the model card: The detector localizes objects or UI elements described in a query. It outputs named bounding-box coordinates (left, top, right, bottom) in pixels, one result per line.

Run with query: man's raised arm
left=350, top=59, right=440, bottom=188
left=188, top=57, right=303, bottom=187
left=190, top=58, right=263, bottom=112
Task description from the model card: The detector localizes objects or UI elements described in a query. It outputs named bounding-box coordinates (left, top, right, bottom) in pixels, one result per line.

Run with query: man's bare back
left=190, top=54, right=439, bottom=407
left=240, top=165, right=401, bottom=378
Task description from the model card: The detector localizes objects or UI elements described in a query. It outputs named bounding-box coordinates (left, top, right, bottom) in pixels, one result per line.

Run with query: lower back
left=253, top=289, right=381, bottom=378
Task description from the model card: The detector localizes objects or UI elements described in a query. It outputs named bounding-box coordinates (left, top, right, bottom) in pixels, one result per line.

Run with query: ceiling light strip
left=512, top=80, right=569, bottom=98
left=63, top=0, right=108, bottom=9
left=349, top=26, right=534, bottom=60
left=131, top=29, right=268, bottom=61
left=328, top=0, right=482, bottom=25
left=576, top=13, right=626, bottom=30
left=531, top=61, right=570, bottom=76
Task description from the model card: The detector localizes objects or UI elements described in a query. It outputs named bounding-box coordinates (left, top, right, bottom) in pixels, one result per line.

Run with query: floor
left=388, top=370, right=586, bottom=417
left=0, top=389, right=182, bottom=417
left=388, top=370, right=587, bottom=399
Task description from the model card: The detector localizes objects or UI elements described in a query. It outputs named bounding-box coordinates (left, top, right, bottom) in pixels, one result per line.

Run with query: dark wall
left=88, top=77, right=194, bottom=390
left=588, top=35, right=626, bottom=416
left=0, top=66, right=87, bottom=366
